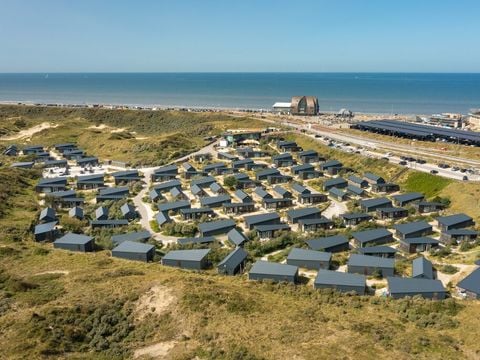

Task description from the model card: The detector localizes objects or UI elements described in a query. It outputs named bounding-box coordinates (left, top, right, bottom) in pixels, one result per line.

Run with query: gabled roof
left=287, top=207, right=321, bottom=220
left=180, top=207, right=214, bottom=215
left=68, top=206, right=84, bottom=218
left=158, top=200, right=191, bottom=212
left=298, top=216, right=333, bottom=226
left=232, top=159, right=254, bottom=167
left=210, top=182, right=224, bottom=193
left=218, top=247, right=248, bottom=269
left=154, top=179, right=182, bottom=191
left=315, top=270, right=366, bottom=288
left=54, top=233, right=93, bottom=245
left=37, top=177, right=68, bottom=186
left=154, top=164, right=178, bottom=174
left=360, top=197, right=391, bottom=208
left=348, top=254, right=395, bottom=268
left=358, top=246, right=397, bottom=255
left=287, top=248, right=331, bottom=262
left=306, top=235, right=349, bottom=251
left=291, top=183, right=310, bottom=195
left=111, top=231, right=151, bottom=245
left=320, top=160, right=342, bottom=169
left=198, top=219, right=236, bottom=233
left=112, top=240, right=154, bottom=253
left=298, top=149, right=318, bottom=157
left=392, top=192, right=424, bottom=204
left=457, top=267, right=480, bottom=295
left=329, top=187, right=347, bottom=198
left=351, top=228, right=392, bottom=244
left=254, top=187, right=272, bottom=199
left=234, top=190, right=251, bottom=201
left=11, top=161, right=34, bottom=168
left=348, top=175, right=366, bottom=185
left=182, top=162, right=196, bottom=171
left=387, top=277, right=445, bottom=295
left=190, top=176, right=216, bottom=187
left=232, top=173, right=250, bottom=181
left=324, top=177, right=347, bottom=187
left=256, top=168, right=280, bottom=177
left=244, top=212, right=280, bottom=227
left=156, top=211, right=171, bottom=226
left=291, top=163, right=314, bottom=172
left=250, top=260, right=298, bottom=277
left=111, top=169, right=140, bottom=178
left=436, top=213, right=473, bottom=227
left=77, top=174, right=104, bottom=183
left=443, top=228, right=478, bottom=236
left=255, top=223, right=290, bottom=232
left=203, top=162, right=227, bottom=171
left=170, top=186, right=185, bottom=198
left=99, top=186, right=129, bottom=196
left=412, top=257, right=433, bottom=279
left=341, top=212, right=372, bottom=220
left=177, top=237, right=215, bottom=246
left=190, top=184, right=204, bottom=195
left=39, top=207, right=56, bottom=221
left=162, top=249, right=210, bottom=262
left=50, top=190, right=76, bottom=198
left=34, top=221, right=58, bottom=235
left=227, top=228, right=247, bottom=246
left=120, top=203, right=136, bottom=216
left=200, top=195, right=231, bottom=206
left=363, top=172, right=384, bottom=183
left=273, top=185, right=291, bottom=197
left=95, top=206, right=108, bottom=219
left=393, top=221, right=431, bottom=235
left=346, top=184, right=364, bottom=196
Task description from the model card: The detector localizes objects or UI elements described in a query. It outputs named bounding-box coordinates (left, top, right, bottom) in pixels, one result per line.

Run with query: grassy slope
left=2, top=113, right=480, bottom=358
left=0, top=105, right=266, bottom=167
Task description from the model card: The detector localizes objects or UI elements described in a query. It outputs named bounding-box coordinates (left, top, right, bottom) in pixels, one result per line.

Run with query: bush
left=438, top=264, right=459, bottom=274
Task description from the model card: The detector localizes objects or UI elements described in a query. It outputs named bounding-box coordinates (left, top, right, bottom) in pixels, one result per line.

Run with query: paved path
left=323, top=199, right=348, bottom=219
left=132, top=140, right=219, bottom=244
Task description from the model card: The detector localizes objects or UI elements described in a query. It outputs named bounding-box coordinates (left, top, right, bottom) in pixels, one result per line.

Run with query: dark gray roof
left=400, top=237, right=439, bottom=245
left=200, top=195, right=231, bottom=206
left=272, top=153, right=293, bottom=161
left=298, top=216, right=332, bottom=225
left=162, top=249, right=210, bottom=262
left=324, top=177, right=347, bottom=187
left=217, top=247, right=248, bottom=269
left=377, top=207, right=407, bottom=213
left=244, top=212, right=280, bottom=226
left=54, top=233, right=93, bottom=245
left=180, top=207, right=214, bottom=215
left=387, top=277, right=445, bottom=295
left=11, top=161, right=34, bottom=168
left=90, top=220, right=129, bottom=226
left=412, top=257, right=433, bottom=279
left=234, top=190, right=250, bottom=201
left=393, top=221, right=431, bottom=235
left=292, top=163, right=314, bottom=172
left=254, top=187, right=272, bottom=198
left=351, top=228, right=392, bottom=244
left=341, top=212, right=372, bottom=220
left=39, top=207, right=56, bottom=221
left=329, top=187, right=347, bottom=198
left=306, top=235, right=349, bottom=251
left=232, top=158, right=254, bottom=167
left=203, top=162, right=227, bottom=171
left=154, top=179, right=182, bottom=191
left=364, top=172, right=384, bottom=182
left=34, top=221, right=58, bottom=235
left=360, top=197, right=392, bottom=208
left=358, top=246, right=397, bottom=255
left=182, top=162, right=196, bottom=171
left=50, top=190, right=76, bottom=198
left=99, top=186, right=129, bottom=196
left=158, top=200, right=191, bottom=212
left=314, top=270, right=366, bottom=288
left=210, top=182, right=223, bottom=192
left=111, top=169, right=140, bottom=178
left=320, top=160, right=342, bottom=169
left=198, top=219, right=235, bottom=233
left=255, top=223, right=290, bottom=232
left=37, top=177, right=68, bottom=185
left=95, top=206, right=108, bottom=219
left=156, top=211, right=171, bottom=225
left=170, top=187, right=185, bottom=198
left=392, top=192, right=424, bottom=204
left=273, top=185, right=290, bottom=196
left=68, top=206, right=83, bottom=218
left=348, top=254, right=395, bottom=268
left=233, top=173, right=250, bottom=181
left=256, top=168, right=280, bottom=177
left=77, top=156, right=98, bottom=164
left=287, top=207, right=321, bottom=220
left=177, top=236, right=215, bottom=245
left=112, top=240, right=154, bottom=253
left=249, top=260, right=298, bottom=277
left=287, top=248, right=331, bottom=262
left=154, top=164, right=178, bottom=174
left=190, top=184, right=203, bottom=195
left=111, top=231, right=151, bottom=245
left=348, top=175, right=366, bottom=185
left=457, top=267, right=480, bottom=294
left=77, top=174, right=104, bottom=183
left=298, top=149, right=318, bottom=157
left=190, top=176, right=216, bottom=187
left=291, top=183, right=310, bottom=194
left=436, top=213, right=473, bottom=227
left=120, top=203, right=136, bottom=215
left=227, top=228, right=247, bottom=246
left=346, top=184, right=364, bottom=195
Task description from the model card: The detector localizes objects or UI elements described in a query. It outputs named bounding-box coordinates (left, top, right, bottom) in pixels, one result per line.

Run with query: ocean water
left=0, top=73, right=479, bottom=114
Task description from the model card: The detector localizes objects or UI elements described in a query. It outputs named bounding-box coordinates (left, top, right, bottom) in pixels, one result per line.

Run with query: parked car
left=430, top=170, right=439, bottom=174
left=463, top=176, right=469, bottom=181
left=399, top=161, right=407, bottom=165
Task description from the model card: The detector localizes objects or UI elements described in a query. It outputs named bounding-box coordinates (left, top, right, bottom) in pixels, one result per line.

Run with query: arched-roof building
left=291, top=96, right=319, bottom=115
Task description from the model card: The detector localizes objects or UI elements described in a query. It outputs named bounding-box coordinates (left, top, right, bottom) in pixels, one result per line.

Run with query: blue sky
left=0, top=0, right=479, bottom=72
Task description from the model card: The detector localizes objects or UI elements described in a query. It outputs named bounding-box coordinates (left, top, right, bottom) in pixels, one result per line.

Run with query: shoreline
left=0, top=100, right=421, bottom=118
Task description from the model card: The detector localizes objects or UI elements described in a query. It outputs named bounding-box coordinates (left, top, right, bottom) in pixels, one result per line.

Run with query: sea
left=0, top=73, right=479, bottom=114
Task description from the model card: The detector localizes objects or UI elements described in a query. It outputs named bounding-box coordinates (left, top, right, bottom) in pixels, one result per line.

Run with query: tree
left=223, top=176, right=238, bottom=189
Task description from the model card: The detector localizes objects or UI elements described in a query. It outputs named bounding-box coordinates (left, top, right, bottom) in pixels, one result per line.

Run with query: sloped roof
left=351, top=228, right=392, bottom=244
left=348, top=254, right=394, bottom=268
left=54, top=233, right=93, bottom=245
left=113, top=240, right=154, bottom=254
left=287, top=248, right=331, bottom=262
left=387, top=277, right=445, bottom=295
left=315, top=270, right=366, bottom=288
left=218, top=247, right=248, bottom=269
left=306, top=235, right=349, bottom=251
left=250, top=260, right=298, bottom=277
left=393, top=221, right=431, bottom=235
left=457, top=267, right=480, bottom=295
left=162, top=249, right=210, bottom=262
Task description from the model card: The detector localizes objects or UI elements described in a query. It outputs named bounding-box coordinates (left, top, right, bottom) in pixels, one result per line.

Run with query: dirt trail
left=133, top=341, right=177, bottom=359
left=1, top=122, right=58, bottom=140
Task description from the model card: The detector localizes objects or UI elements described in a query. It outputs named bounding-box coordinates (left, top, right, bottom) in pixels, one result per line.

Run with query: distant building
left=290, top=96, right=319, bottom=115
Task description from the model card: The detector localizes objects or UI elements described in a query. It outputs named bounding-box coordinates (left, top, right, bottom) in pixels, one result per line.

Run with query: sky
left=0, top=0, right=479, bottom=72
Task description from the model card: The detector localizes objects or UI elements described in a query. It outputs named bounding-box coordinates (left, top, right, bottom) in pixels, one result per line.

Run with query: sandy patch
left=133, top=340, right=177, bottom=359
left=134, top=285, right=175, bottom=322
left=88, top=123, right=127, bottom=133
left=34, top=270, right=70, bottom=276
left=1, top=122, right=58, bottom=140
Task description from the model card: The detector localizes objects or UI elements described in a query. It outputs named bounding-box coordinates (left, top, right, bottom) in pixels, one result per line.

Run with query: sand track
left=1, top=122, right=58, bottom=140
